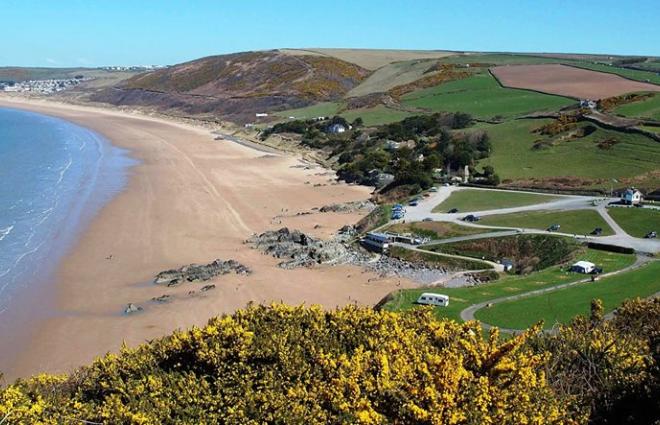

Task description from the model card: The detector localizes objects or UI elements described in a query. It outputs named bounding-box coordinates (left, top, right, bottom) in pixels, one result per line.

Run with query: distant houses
left=621, top=188, right=643, bottom=205
left=327, top=123, right=347, bottom=134
left=579, top=99, right=598, bottom=109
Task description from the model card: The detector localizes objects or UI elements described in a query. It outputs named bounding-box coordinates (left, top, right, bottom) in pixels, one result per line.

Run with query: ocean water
left=0, top=107, right=135, bottom=322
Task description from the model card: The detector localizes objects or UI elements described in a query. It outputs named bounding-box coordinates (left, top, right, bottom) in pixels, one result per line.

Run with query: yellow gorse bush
left=1, top=304, right=579, bottom=424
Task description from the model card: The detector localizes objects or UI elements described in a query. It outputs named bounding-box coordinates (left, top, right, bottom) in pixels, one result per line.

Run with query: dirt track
left=491, top=64, right=660, bottom=99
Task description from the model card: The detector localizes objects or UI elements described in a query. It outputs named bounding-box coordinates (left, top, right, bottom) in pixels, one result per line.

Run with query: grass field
left=388, top=246, right=490, bottom=271
left=613, top=94, right=660, bottom=121
left=384, top=221, right=498, bottom=240
left=435, top=54, right=572, bottom=66
left=476, top=119, right=660, bottom=187
left=479, top=209, right=614, bottom=236
left=475, top=260, right=660, bottom=329
left=432, top=189, right=561, bottom=213
left=571, top=63, right=660, bottom=85
left=382, top=249, right=635, bottom=322
left=274, top=102, right=341, bottom=120
left=400, top=73, right=574, bottom=120
left=639, top=125, right=660, bottom=134
left=340, top=105, right=415, bottom=126
left=607, top=207, right=660, bottom=238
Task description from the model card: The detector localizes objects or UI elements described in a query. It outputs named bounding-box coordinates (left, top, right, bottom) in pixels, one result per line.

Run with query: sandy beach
left=0, top=97, right=413, bottom=380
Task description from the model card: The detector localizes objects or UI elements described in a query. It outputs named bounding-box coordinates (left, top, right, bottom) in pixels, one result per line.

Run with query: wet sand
left=0, top=97, right=413, bottom=380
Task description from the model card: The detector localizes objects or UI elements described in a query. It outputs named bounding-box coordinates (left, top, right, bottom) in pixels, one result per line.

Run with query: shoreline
left=0, top=96, right=414, bottom=380
left=0, top=107, right=135, bottom=373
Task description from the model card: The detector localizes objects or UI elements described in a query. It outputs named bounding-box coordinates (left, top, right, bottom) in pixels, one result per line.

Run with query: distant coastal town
left=1, top=77, right=86, bottom=94
left=0, top=65, right=167, bottom=94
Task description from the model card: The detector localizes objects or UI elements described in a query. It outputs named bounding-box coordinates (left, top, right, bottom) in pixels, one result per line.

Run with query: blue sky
left=1, top=0, right=658, bottom=67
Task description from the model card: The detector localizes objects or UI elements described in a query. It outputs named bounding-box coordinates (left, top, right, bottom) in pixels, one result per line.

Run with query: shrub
left=0, top=305, right=572, bottom=424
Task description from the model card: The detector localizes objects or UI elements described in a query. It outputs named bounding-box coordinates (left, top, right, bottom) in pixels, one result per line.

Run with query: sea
left=0, top=107, right=134, bottom=337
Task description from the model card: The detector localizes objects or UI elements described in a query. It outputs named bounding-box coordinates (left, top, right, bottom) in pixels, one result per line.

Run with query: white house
left=621, top=188, right=643, bottom=205
left=416, top=293, right=449, bottom=307
left=328, top=123, right=347, bottom=134
left=571, top=261, right=596, bottom=274
left=500, top=259, right=514, bottom=272
left=580, top=99, right=598, bottom=109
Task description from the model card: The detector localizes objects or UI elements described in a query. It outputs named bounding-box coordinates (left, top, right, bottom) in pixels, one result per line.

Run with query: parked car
left=463, top=214, right=480, bottom=222
left=448, top=208, right=459, bottom=214
left=422, top=217, right=433, bottom=222
left=429, top=187, right=438, bottom=192
left=547, top=224, right=561, bottom=232
left=408, top=200, right=418, bottom=207
left=591, top=227, right=603, bottom=236
left=645, top=231, right=657, bottom=239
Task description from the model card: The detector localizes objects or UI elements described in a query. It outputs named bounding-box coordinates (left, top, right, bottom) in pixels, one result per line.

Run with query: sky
left=1, top=0, right=658, bottom=67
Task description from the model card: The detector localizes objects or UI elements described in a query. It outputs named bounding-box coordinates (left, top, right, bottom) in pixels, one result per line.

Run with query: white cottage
left=621, top=188, right=643, bottom=205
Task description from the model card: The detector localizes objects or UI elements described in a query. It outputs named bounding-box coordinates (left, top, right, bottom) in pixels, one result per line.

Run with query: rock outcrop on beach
left=247, top=228, right=352, bottom=269
left=319, top=200, right=377, bottom=213
left=124, top=303, right=143, bottom=314
left=247, top=227, right=455, bottom=285
left=154, top=259, right=251, bottom=286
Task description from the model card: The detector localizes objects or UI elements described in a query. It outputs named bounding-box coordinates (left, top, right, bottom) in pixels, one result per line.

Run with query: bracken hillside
left=91, top=51, right=370, bottom=122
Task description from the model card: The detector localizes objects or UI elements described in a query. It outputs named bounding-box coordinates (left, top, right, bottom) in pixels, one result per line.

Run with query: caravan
left=416, top=293, right=449, bottom=307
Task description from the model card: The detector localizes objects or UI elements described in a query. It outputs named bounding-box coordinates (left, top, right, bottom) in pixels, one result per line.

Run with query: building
left=501, top=259, right=514, bottom=272
left=621, top=188, right=643, bottom=205
left=580, top=99, right=598, bottom=109
left=327, top=123, right=347, bottom=134
left=360, top=232, right=391, bottom=253
left=416, top=293, right=449, bottom=307
left=570, top=261, right=596, bottom=274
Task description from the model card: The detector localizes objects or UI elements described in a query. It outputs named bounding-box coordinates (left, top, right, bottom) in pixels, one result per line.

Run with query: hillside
left=2, top=301, right=658, bottom=423
left=7, top=48, right=660, bottom=191
left=91, top=50, right=370, bottom=122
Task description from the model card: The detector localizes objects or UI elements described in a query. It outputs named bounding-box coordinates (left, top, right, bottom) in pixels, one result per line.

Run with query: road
left=402, top=186, right=660, bottom=254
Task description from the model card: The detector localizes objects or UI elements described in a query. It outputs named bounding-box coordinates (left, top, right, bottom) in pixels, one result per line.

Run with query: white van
left=416, top=293, right=449, bottom=307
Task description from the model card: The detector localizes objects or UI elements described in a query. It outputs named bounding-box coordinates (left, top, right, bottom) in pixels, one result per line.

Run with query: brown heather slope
left=90, top=50, right=370, bottom=122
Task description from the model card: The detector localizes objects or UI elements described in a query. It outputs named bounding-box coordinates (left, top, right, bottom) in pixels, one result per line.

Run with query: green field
left=385, top=221, right=498, bottom=240
left=475, top=260, right=660, bottom=329
left=571, top=62, right=660, bottom=85
left=388, top=246, right=491, bottom=271
left=476, top=119, right=660, bottom=187
left=613, top=94, right=660, bottom=121
left=607, top=207, right=660, bottom=238
left=435, top=54, right=572, bottom=66
left=479, top=209, right=614, bottom=236
left=340, top=105, right=415, bottom=126
left=400, top=73, right=574, bottom=120
left=432, top=189, right=560, bottom=213
left=274, top=102, right=341, bottom=120
left=382, top=249, right=635, bottom=322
